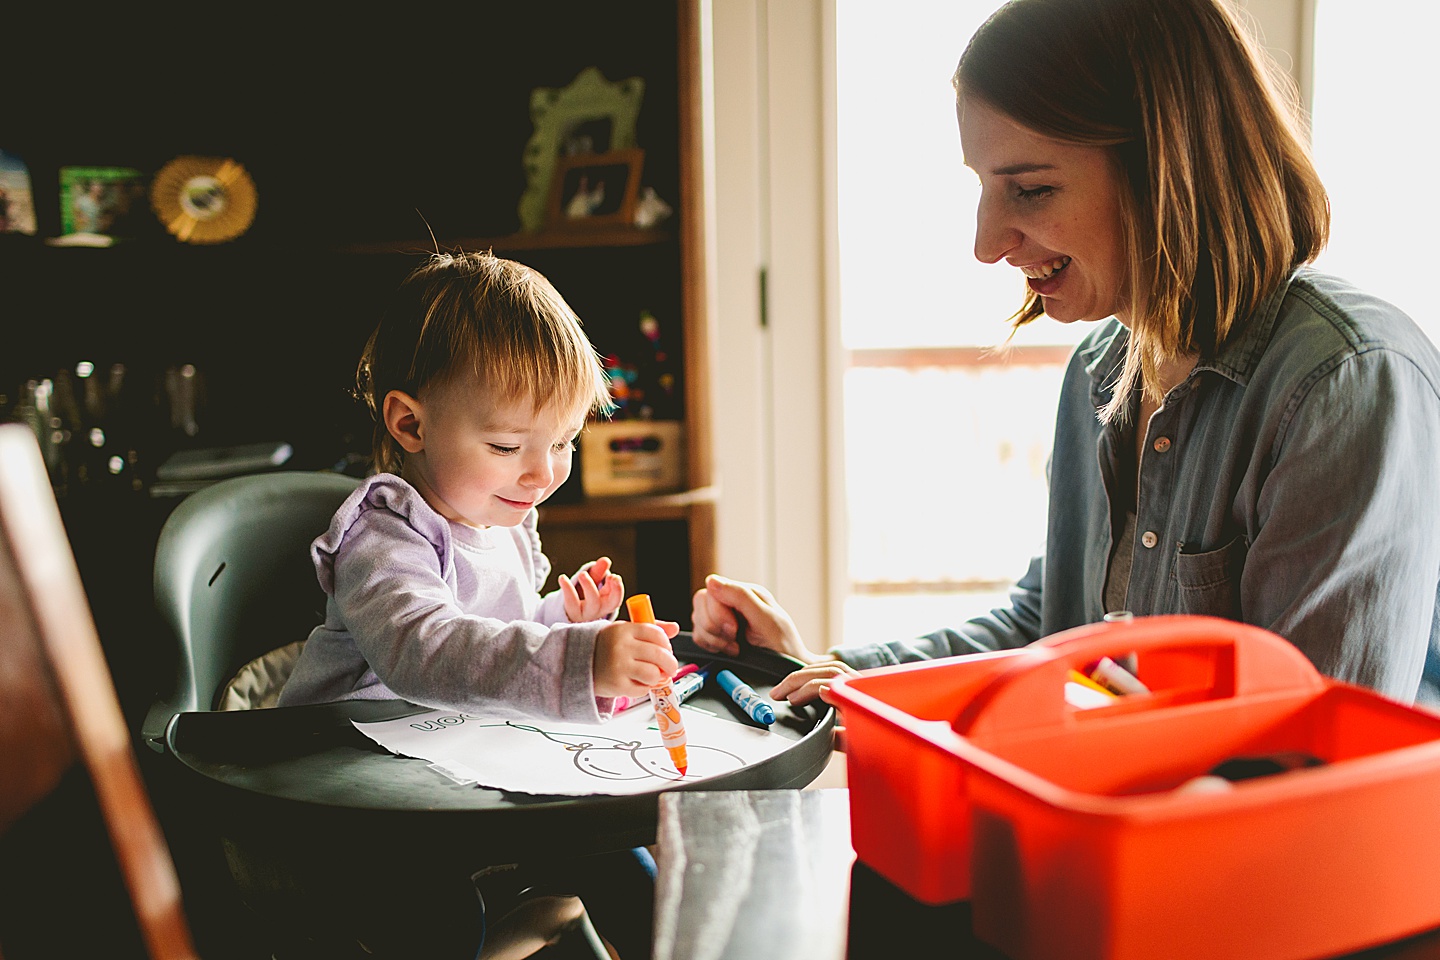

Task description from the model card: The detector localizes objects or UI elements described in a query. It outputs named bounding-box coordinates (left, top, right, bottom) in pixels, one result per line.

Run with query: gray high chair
left=143, top=470, right=362, bottom=958
left=142, top=469, right=362, bottom=751
left=143, top=469, right=615, bottom=959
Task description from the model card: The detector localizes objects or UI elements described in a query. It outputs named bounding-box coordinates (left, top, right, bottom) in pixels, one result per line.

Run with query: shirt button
left=1141, top=531, right=1158, bottom=549
left=1153, top=436, right=1172, bottom=453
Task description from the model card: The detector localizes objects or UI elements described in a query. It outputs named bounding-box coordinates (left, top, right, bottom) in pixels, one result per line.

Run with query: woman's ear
left=382, top=390, right=426, bottom=454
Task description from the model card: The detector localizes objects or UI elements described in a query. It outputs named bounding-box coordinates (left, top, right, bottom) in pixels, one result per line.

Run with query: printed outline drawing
left=407, top=715, right=745, bottom=782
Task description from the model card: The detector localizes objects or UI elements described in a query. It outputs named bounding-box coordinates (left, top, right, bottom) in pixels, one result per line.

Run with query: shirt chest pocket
left=1173, top=535, right=1248, bottom=619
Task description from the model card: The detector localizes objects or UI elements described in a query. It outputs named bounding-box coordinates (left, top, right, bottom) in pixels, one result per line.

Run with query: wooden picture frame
left=545, top=148, right=644, bottom=230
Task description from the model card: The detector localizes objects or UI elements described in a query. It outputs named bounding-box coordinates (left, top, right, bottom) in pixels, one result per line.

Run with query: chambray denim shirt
left=837, top=268, right=1440, bottom=705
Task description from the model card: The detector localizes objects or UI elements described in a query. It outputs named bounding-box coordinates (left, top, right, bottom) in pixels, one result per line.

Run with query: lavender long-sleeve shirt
left=278, top=474, right=615, bottom=721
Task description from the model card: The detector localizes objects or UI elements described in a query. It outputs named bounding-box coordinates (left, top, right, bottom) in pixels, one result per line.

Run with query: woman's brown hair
left=356, top=250, right=613, bottom=474
left=955, top=0, right=1329, bottom=421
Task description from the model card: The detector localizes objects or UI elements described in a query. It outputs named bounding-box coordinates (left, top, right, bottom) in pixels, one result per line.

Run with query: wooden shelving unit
left=337, top=225, right=674, bottom=255
left=333, top=4, right=717, bottom=616
left=539, top=486, right=717, bottom=525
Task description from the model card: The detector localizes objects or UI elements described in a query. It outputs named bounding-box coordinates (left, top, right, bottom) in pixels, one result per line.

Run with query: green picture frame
left=58, top=165, right=146, bottom=237
left=517, top=66, right=645, bottom=232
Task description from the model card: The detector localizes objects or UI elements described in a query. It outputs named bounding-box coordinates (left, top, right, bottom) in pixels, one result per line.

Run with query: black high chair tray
left=162, top=633, right=835, bottom=865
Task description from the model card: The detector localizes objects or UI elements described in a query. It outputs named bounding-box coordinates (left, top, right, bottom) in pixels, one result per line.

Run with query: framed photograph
left=546, top=148, right=644, bottom=229
left=0, top=149, right=37, bottom=235
left=517, top=66, right=645, bottom=232
left=58, top=165, right=147, bottom=237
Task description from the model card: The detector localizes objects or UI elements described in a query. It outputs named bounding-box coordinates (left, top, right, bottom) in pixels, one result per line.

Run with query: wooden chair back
left=0, top=423, right=197, bottom=960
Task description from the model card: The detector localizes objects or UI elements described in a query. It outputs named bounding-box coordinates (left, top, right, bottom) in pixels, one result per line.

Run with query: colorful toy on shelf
left=600, top=309, right=678, bottom=421
left=603, top=354, right=640, bottom=417
left=584, top=308, right=685, bottom=496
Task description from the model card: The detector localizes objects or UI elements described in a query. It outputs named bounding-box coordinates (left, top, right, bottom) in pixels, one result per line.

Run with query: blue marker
left=715, top=669, right=775, bottom=725
left=672, top=671, right=705, bottom=706
left=618, top=671, right=705, bottom=714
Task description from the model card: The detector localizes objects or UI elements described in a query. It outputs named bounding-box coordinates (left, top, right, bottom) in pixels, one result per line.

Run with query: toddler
left=278, top=250, right=675, bottom=960
left=279, top=250, right=679, bottom=717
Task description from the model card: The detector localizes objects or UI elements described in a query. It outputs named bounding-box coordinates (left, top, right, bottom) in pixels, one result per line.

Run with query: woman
left=694, top=0, right=1440, bottom=709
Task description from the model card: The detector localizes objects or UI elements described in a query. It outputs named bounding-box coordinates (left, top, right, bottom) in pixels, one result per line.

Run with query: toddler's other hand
left=593, top=619, right=680, bottom=699
left=560, top=556, right=625, bottom=622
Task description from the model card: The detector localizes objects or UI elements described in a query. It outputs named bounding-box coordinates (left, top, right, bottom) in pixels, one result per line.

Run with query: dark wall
left=4, top=2, right=683, bottom=468
left=1, top=2, right=685, bottom=724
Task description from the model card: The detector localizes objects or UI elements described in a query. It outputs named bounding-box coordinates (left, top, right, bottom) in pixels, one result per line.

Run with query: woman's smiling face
left=958, top=94, right=1131, bottom=326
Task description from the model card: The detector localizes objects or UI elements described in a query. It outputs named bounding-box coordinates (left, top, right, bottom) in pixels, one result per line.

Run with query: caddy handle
left=952, top=614, right=1324, bottom=739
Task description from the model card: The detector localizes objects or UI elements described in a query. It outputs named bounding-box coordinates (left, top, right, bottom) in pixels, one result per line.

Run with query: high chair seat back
left=143, top=469, right=360, bottom=750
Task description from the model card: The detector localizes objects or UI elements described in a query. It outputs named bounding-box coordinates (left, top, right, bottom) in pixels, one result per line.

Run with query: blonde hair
left=955, top=0, right=1329, bottom=422
left=356, top=250, right=614, bottom=474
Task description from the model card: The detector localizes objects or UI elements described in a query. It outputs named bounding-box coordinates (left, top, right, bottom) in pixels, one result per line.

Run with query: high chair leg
left=477, top=893, right=588, bottom=960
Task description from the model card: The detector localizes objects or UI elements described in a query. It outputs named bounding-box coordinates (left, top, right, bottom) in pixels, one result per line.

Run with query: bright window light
left=836, top=0, right=1071, bottom=646
left=1310, top=0, right=1438, bottom=342
left=835, top=0, right=1088, bottom=352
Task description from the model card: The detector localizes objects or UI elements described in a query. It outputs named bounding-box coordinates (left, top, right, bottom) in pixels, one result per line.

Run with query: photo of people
left=58, top=166, right=145, bottom=237
left=549, top=149, right=643, bottom=227
left=0, top=149, right=37, bottom=235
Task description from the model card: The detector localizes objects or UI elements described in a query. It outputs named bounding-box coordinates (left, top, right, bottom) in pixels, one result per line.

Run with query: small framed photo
left=546, top=148, right=644, bottom=229
left=0, top=149, right=38, bottom=236
left=58, top=165, right=147, bottom=237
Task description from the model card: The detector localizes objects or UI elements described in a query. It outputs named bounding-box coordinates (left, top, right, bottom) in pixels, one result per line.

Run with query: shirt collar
left=1083, top=266, right=1304, bottom=406
left=1198, top=266, right=1301, bottom=385
left=1082, top=320, right=1129, bottom=409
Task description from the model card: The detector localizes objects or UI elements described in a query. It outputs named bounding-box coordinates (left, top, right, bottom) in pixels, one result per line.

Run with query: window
left=1310, top=0, right=1438, bottom=342
left=835, top=0, right=1084, bottom=646
left=835, top=0, right=1425, bottom=649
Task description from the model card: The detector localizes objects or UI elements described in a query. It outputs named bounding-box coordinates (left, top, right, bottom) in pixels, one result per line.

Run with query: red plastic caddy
left=829, top=615, right=1440, bottom=960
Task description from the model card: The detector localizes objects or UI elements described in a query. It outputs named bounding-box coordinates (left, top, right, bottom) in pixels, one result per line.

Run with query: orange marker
left=627, top=593, right=688, bottom=776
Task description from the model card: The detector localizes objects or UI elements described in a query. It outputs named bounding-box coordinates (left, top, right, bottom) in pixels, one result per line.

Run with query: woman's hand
left=560, top=556, right=625, bottom=623
left=690, top=574, right=828, bottom=664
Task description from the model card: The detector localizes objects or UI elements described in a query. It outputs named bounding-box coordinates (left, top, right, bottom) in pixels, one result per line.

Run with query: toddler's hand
left=560, top=556, right=625, bottom=622
left=593, top=619, right=680, bottom=699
